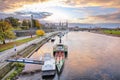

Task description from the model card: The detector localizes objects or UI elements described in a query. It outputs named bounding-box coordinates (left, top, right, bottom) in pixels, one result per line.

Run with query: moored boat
left=55, top=51, right=65, bottom=72
left=53, top=44, right=68, bottom=58
left=53, top=44, right=68, bottom=73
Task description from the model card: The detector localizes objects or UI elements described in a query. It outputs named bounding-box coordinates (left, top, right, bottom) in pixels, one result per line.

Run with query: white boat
left=42, top=53, right=56, bottom=77
left=53, top=44, right=68, bottom=57
left=53, top=44, right=68, bottom=73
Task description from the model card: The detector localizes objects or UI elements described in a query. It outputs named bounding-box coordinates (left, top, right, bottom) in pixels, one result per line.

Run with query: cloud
left=89, top=10, right=120, bottom=23
left=67, top=10, right=120, bottom=23
left=0, top=0, right=120, bottom=23
left=15, top=11, right=52, bottom=18
left=63, top=0, right=120, bottom=8
left=0, top=0, right=49, bottom=12
left=1, top=0, right=120, bottom=13
left=0, top=11, right=52, bottom=20
left=77, top=10, right=120, bottom=23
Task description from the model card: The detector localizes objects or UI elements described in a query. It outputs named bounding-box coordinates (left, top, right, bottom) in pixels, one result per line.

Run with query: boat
left=41, top=53, right=56, bottom=77
left=53, top=44, right=68, bottom=57
left=55, top=51, right=65, bottom=72
left=53, top=44, right=68, bottom=72
left=57, top=32, right=64, bottom=37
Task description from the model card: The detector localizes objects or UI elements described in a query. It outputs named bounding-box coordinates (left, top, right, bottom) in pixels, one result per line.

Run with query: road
left=0, top=35, right=36, bottom=44
left=17, top=31, right=120, bottom=80
left=0, top=32, right=57, bottom=68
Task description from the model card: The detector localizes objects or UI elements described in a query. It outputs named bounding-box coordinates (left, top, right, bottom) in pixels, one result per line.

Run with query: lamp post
left=30, top=15, right=33, bottom=38
left=31, top=15, right=33, bottom=28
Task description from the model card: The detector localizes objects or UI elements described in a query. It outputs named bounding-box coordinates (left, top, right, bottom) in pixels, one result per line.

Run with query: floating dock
left=6, top=58, right=44, bottom=65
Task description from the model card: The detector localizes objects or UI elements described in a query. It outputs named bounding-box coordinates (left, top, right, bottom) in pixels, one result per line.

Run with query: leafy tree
left=33, top=19, right=43, bottom=29
left=5, top=17, right=19, bottom=28
left=0, top=21, right=15, bottom=44
left=28, top=20, right=31, bottom=29
left=21, top=19, right=29, bottom=30
left=22, top=19, right=28, bottom=26
left=36, top=30, right=45, bottom=36
left=35, top=20, right=41, bottom=29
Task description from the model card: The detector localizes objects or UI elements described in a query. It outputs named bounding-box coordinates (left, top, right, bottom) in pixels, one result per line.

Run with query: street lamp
left=30, top=14, right=33, bottom=38
left=31, top=15, right=33, bottom=29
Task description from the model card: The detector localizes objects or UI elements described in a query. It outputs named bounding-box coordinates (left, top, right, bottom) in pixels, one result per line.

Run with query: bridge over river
left=17, top=31, right=120, bottom=80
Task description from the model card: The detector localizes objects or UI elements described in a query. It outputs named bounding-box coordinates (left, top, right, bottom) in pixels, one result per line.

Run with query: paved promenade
left=0, top=32, right=58, bottom=67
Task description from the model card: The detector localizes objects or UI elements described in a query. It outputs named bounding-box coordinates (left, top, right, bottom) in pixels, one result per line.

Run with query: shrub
left=5, top=63, right=25, bottom=80
left=13, top=63, right=25, bottom=67
left=36, top=30, right=45, bottom=36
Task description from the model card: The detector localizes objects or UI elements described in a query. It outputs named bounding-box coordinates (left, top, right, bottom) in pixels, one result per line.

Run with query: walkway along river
left=18, top=31, right=120, bottom=80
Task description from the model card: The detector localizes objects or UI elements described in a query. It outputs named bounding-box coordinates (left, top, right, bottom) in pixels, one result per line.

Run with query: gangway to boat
left=6, top=53, right=56, bottom=77
left=6, top=58, right=44, bottom=65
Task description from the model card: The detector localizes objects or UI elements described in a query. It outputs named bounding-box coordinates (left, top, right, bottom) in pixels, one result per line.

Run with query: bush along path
left=5, top=63, right=25, bottom=80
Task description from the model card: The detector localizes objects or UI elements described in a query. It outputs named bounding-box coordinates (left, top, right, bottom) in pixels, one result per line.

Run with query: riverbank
left=0, top=31, right=59, bottom=79
left=90, top=30, right=120, bottom=37
left=102, top=30, right=120, bottom=37
left=0, top=36, right=37, bottom=52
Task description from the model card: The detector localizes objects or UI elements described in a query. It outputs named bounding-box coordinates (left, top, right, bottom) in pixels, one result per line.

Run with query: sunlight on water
left=18, top=31, right=120, bottom=80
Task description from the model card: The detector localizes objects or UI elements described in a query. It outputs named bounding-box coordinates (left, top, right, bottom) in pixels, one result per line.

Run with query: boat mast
left=59, top=37, right=62, bottom=43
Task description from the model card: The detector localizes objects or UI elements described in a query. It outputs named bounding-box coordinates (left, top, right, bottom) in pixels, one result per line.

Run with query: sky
left=0, top=0, right=120, bottom=23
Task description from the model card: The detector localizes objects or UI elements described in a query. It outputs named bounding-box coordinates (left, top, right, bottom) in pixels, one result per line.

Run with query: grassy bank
left=103, top=30, right=120, bottom=35
left=0, top=32, right=58, bottom=80
left=0, top=36, right=37, bottom=52
left=5, top=63, right=25, bottom=80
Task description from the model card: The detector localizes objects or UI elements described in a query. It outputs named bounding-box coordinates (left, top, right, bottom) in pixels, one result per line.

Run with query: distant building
left=14, top=30, right=35, bottom=37
left=44, top=22, right=68, bottom=31
left=74, top=26, right=79, bottom=31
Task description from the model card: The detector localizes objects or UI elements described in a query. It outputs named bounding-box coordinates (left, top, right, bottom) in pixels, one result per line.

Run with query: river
left=17, top=31, right=120, bottom=80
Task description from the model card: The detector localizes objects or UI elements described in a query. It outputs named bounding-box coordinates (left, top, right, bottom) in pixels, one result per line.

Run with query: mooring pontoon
left=42, top=53, right=56, bottom=77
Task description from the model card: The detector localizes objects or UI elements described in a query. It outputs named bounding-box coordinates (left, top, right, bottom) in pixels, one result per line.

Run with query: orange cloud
left=64, top=0, right=120, bottom=8
left=80, top=11, right=120, bottom=23
left=0, top=0, right=49, bottom=12
left=1, top=0, right=120, bottom=13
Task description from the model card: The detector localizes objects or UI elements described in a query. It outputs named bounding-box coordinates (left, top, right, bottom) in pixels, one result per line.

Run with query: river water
left=17, top=31, right=120, bottom=80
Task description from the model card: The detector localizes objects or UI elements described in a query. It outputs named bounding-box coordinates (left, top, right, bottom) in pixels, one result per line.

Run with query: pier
left=6, top=58, right=44, bottom=65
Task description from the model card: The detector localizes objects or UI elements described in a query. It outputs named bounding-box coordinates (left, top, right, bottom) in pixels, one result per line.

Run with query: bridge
left=6, top=58, right=44, bottom=65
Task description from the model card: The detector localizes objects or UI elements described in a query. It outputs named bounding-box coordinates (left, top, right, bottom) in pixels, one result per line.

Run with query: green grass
left=6, top=63, right=25, bottom=80
left=0, top=36, right=38, bottom=52
left=103, top=30, right=120, bottom=35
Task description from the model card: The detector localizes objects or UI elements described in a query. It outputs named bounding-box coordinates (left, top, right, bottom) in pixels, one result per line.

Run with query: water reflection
left=17, top=31, right=120, bottom=80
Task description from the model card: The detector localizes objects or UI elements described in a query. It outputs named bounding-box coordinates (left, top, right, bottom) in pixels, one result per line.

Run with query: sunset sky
left=0, top=0, right=120, bottom=23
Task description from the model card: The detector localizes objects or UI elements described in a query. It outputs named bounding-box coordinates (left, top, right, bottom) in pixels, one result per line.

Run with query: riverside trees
left=36, top=30, right=45, bottom=36
left=5, top=17, right=20, bottom=28
left=32, top=19, right=43, bottom=29
left=0, top=17, right=44, bottom=44
left=0, top=21, right=15, bottom=44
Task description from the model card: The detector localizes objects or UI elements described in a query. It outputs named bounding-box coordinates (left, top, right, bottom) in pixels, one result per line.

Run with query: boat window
left=57, top=46, right=63, bottom=50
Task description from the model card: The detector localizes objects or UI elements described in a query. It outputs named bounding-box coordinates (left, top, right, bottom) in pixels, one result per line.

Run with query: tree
left=21, top=19, right=29, bottom=30
left=0, top=21, right=15, bottom=44
left=22, top=19, right=28, bottom=26
left=35, top=20, right=41, bottom=29
left=5, top=17, right=19, bottom=28
left=28, top=20, right=31, bottom=29
left=33, top=19, right=43, bottom=29
left=36, top=30, right=45, bottom=36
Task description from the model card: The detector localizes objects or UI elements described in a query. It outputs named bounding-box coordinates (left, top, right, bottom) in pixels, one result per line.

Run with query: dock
left=6, top=58, right=44, bottom=65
